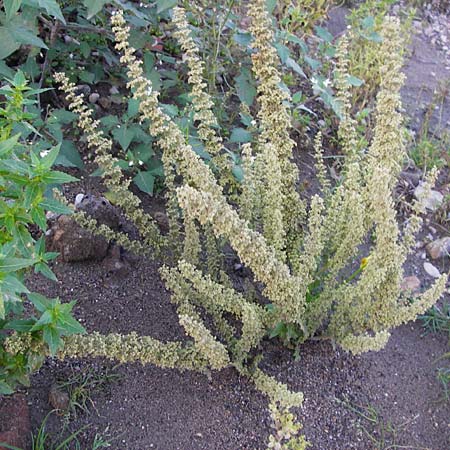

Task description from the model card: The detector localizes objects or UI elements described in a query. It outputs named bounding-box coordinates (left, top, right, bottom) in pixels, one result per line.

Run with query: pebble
left=89, top=92, right=100, bottom=104
left=74, top=193, right=85, bottom=207
left=109, top=85, right=120, bottom=95
left=414, top=184, right=444, bottom=211
left=423, top=262, right=441, bottom=278
left=400, top=276, right=421, bottom=292
left=426, top=237, right=450, bottom=259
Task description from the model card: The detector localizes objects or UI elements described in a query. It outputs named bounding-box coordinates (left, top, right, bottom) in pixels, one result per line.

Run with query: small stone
left=423, top=262, right=441, bottom=278
left=414, top=184, right=444, bottom=211
left=75, top=84, right=91, bottom=96
left=400, top=276, right=421, bottom=292
left=49, top=385, right=70, bottom=411
left=109, top=86, right=120, bottom=95
left=426, top=237, right=450, bottom=259
left=98, top=96, right=112, bottom=109
left=74, top=193, right=85, bottom=207
left=89, top=92, right=100, bottom=104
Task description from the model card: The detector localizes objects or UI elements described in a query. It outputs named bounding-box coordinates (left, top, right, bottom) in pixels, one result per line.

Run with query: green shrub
left=0, top=71, right=84, bottom=395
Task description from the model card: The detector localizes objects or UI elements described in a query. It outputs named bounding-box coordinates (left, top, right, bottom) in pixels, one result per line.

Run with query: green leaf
left=285, top=57, right=306, bottom=78
left=229, top=128, right=252, bottom=144
left=57, top=312, right=85, bottom=335
left=113, top=124, right=135, bottom=151
left=0, top=380, right=14, bottom=395
left=36, top=0, right=65, bottom=23
left=0, top=293, right=4, bottom=320
left=156, top=0, right=177, bottom=14
left=6, top=318, right=36, bottom=332
left=27, top=292, right=52, bottom=312
left=41, top=170, right=78, bottom=184
left=0, top=257, right=35, bottom=273
left=274, top=42, right=290, bottom=63
left=34, top=262, right=57, bottom=281
left=43, top=325, right=62, bottom=355
left=127, top=98, right=140, bottom=118
left=4, top=0, right=23, bottom=21
left=31, top=310, right=53, bottom=330
left=0, top=134, right=21, bottom=156
left=83, top=0, right=108, bottom=19
left=133, top=171, right=155, bottom=195
left=0, top=26, right=20, bottom=59
left=55, top=140, right=84, bottom=169
left=235, top=70, right=256, bottom=106
left=314, top=26, right=333, bottom=43
left=269, top=322, right=286, bottom=339
left=0, top=60, right=15, bottom=78
left=1, top=274, right=30, bottom=294
left=265, top=0, right=277, bottom=13
left=51, top=109, right=77, bottom=125
left=40, top=197, right=73, bottom=215
left=347, top=75, right=364, bottom=87
left=7, top=20, right=48, bottom=50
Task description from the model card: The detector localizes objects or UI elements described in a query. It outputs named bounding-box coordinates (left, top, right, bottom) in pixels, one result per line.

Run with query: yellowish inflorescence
left=8, top=2, right=447, bottom=448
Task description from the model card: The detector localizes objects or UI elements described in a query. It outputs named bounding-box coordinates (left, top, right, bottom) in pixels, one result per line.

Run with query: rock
left=75, top=84, right=91, bottom=97
left=46, top=195, right=121, bottom=262
left=0, top=394, right=31, bottom=450
left=88, top=92, right=100, bottom=104
left=98, top=96, right=112, bottom=109
left=423, top=262, right=441, bottom=278
left=400, top=276, right=421, bottom=292
left=47, top=214, right=109, bottom=262
left=414, top=184, right=444, bottom=211
left=74, top=193, right=84, bottom=207
left=109, top=85, right=120, bottom=95
left=49, top=385, right=70, bottom=411
left=426, top=237, right=450, bottom=259
left=76, top=194, right=120, bottom=230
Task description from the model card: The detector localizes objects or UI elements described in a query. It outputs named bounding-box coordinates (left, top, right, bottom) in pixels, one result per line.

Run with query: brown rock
left=47, top=215, right=109, bottom=262
left=46, top=195, right=122, bottom=263
left=98, top=96, right=112, bottom=109
left=426, top=237, right=450, bottom=259
left=48, top=384, right=70, bottom=411
left=0, top=394, right=31, bottom=450
left=400, top=276, right=421, bottom=292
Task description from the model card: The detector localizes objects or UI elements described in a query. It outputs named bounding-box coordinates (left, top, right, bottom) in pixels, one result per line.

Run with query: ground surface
left=2, top=3, right=450, bottom=450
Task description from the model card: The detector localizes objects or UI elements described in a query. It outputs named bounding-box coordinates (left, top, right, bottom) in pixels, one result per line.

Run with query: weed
left=57, top=365, right=121, bottom=423
left=337, top=396, right=428, bottom=450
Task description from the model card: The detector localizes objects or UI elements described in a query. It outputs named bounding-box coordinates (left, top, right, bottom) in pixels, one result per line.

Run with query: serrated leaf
left=42, top=170, right=78, bottom=184
left=40, top=197, right=73, bottom=215
left=43, top=325, right=62, bottom=355
left=27, top=292, right=52, bottom=312
left=0, top=134, right=21, bottom=156
left=229, top=128, right=252, bottom=144
left=6, top=318, right=36, bottom=332
left=1, top=274, right=30, bottom=294
left=0, top=257, right=35, bottom=273
left=133, top=171, right=155, bottom=195
left=57, top=313, right=85, bottom=335
left=113, top=124, right=135, bottom=151
left=55, top=140, right=84, bottom=169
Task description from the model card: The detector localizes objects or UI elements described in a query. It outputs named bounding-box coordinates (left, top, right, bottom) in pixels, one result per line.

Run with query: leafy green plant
left=0, top=70, right=84, bottom=394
